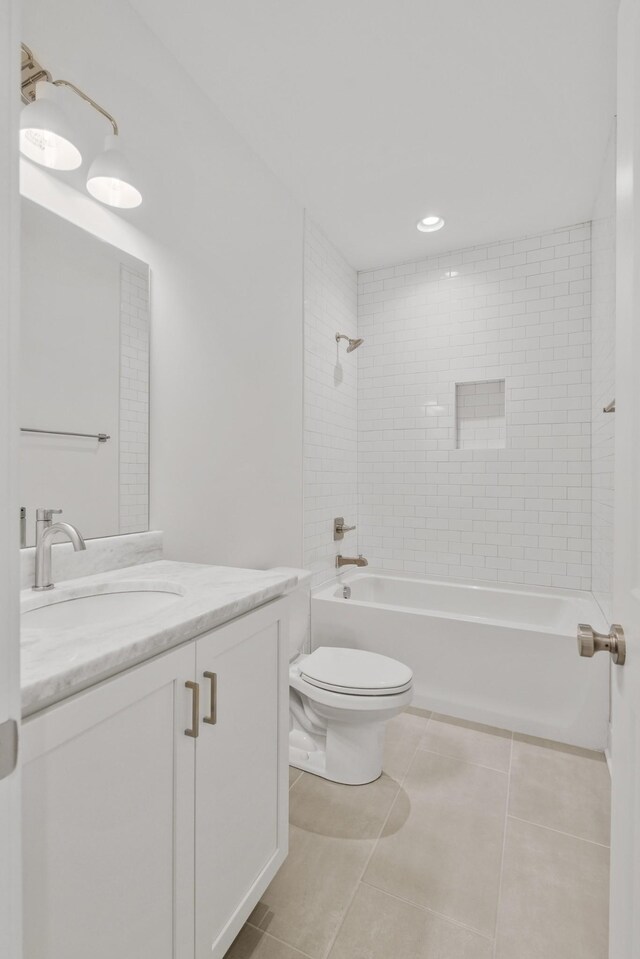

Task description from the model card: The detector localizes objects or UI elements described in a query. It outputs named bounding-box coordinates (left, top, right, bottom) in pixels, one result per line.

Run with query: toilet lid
left=300, top=647, right=413, bottom=696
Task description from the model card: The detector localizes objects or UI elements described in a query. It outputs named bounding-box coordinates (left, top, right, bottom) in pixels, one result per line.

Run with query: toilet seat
left=299, top=646, right=413, bottom=696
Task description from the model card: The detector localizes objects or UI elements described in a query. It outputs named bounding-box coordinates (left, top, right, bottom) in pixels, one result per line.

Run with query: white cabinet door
left=194, top=599, right=290, bottom=959
left=21, top=643, right=196, bottom=959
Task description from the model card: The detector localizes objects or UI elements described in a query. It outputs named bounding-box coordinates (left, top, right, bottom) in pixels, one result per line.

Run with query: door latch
left=0, top=719, right=18, bottom=781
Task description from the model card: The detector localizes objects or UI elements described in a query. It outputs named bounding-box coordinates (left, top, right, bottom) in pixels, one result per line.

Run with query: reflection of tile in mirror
left=119, top=263, right=150, bottom=534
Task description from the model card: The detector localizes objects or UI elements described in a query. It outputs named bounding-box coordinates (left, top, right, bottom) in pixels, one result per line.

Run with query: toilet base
left=289, top=718, right=387, bottom=785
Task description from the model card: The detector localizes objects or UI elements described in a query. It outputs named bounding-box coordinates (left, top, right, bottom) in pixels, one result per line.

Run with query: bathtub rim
left=312, top=567, right=607, bottom=638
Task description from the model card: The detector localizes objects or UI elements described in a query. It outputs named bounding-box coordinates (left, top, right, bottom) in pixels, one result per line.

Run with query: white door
left=0, top=4, right=22, bottom=959
left=194, top=601, right=290, bottom=959
left=611, top=2, right=640, bottom=957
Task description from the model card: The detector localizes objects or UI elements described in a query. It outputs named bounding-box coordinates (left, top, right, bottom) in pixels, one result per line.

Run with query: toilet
left=281, top=568, right=413, bottom=785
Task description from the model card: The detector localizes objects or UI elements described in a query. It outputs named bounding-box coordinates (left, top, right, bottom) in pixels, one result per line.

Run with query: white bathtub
left=311, top=571, right=610, bottom=750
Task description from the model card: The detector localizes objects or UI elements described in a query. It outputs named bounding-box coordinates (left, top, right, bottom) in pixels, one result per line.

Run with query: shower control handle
left=577, top=623, right=626, bottom=666
left=334, top=517, right=356, bottom=541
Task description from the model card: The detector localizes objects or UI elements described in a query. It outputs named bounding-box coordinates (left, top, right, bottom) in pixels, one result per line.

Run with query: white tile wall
left=591, top=132, right=616, bottom=620
left=304, top=215, right=358, bottom=586
left=456, top=379, right=506, bottom=450
left=119, top=264, right=150, bottom=534
left=357, top=223, right=592, bottom=589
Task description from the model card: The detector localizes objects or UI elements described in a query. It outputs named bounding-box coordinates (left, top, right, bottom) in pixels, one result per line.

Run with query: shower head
left=336, top=333, right=364, bottom=353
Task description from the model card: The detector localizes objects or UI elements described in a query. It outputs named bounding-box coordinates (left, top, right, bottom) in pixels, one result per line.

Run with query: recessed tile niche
left=456, top=379, right=506, bottom=450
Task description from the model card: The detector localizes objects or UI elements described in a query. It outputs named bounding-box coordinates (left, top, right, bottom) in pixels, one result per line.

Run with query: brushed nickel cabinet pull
left=203, top=671, right=217, bottom=725
left=185, top=681, right=200, bottom=737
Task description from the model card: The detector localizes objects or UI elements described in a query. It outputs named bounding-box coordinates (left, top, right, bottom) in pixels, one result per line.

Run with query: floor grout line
left=319, top=718, right=430, bottom=959
left=358, top=878, right=496, bottom=944
left=492, top=730, right=514, bottom=959
left=506, top=814, right=611, bottom=849
left=245, top=921, right=316, bottom=959
left=415, top=743, right=512, bottom=775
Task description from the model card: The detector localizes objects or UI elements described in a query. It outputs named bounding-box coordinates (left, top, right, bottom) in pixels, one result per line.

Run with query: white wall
left=22, top=0, right=304, bottom=569
left=357, top=224, right=592, bottom=589
left=591, top=128, right=616, bottom=620
left=303, top=216, right=358, bottom=585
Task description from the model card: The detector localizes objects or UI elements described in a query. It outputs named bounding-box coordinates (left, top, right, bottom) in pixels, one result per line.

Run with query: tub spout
left=336, top=554, right=368, bottom=569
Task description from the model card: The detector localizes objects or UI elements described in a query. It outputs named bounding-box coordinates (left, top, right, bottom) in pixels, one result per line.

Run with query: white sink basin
left=22, top=587, right=183, bottom=630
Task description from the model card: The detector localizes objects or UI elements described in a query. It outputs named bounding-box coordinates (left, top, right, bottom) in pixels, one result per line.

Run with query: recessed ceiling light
left=417, top=215, right=445, bottom=233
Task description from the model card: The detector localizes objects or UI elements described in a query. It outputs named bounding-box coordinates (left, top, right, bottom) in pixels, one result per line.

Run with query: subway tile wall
left=303, top=215, right=359, bottom=585
left=591, top=132, right=616, bottom=620
left=357, top=223, right=592, bottom=589
left=119, top=264, right=150, bottom=535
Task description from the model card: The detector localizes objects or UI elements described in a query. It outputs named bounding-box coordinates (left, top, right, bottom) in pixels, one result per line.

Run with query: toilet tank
left=270, top=568, right=313, bottom=661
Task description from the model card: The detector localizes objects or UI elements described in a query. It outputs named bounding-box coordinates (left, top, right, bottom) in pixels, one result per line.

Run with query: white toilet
left=284, top=569, right=413, bottom=785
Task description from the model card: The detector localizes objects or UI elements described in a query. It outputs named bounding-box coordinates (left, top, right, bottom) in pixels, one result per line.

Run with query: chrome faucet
left=33, top=508, right=86, bottom=591
left=336, top=554, right=368, bottom=569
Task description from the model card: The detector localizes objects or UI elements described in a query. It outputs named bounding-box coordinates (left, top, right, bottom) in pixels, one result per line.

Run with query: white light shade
left=417, top=215, right=445, bottom=233
left=86, top=134, right=142, bottom=209
left=19, top=81, right=82, bottom=171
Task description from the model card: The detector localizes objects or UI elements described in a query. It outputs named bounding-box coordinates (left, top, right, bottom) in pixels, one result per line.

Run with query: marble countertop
left=21, top=560, right=298, bottom=717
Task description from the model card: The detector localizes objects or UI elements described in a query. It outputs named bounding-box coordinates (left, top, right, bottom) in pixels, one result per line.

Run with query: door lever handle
left=577, top=624, right=626, bottom=665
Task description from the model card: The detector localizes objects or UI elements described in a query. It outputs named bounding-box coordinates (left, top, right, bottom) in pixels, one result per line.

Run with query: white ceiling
left=130, top=0, right=618, bottom=270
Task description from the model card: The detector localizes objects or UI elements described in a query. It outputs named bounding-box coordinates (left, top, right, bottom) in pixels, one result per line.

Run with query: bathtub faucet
left=336, top=554, right=368, bottom=569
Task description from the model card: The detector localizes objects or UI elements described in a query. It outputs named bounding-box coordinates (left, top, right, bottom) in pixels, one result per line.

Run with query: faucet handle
left=36, top=508, right=62, bottom=523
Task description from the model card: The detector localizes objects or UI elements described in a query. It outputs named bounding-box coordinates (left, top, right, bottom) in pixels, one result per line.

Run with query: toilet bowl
left=289, top=646, right=413, bottom=785
left=272, top=566, right=414, bottom=785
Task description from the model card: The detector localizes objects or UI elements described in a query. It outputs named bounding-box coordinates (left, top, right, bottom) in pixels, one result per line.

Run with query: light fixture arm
left=52, top=80, right=118, bottom=136
left=20, top=43, right=118, bottom=135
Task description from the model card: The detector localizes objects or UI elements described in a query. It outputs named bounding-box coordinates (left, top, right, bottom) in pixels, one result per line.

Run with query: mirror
left=20, top=198, right=150, bottom=547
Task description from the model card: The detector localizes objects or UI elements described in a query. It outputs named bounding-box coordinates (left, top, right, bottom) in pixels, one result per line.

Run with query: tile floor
left=225, top=709, right=610, bottom=959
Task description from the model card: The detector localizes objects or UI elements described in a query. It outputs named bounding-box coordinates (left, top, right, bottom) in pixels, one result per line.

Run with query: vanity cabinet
left=21, top=597, right=290, bottom=959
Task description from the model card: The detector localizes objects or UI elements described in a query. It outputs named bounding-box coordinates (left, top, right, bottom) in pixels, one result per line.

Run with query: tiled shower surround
left=357, top=224, right=592, bottom=589
left=303, top=216, right=358, bottom=585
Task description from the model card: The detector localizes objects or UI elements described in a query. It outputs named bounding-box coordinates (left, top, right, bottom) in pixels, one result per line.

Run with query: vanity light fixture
left=20, top=43, right=142, bottom=209
left=19, top=81, right=82, bottom=171
left=417, top=215, right=445, bottom=233
left=87, top=134, right=142, bottom=209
